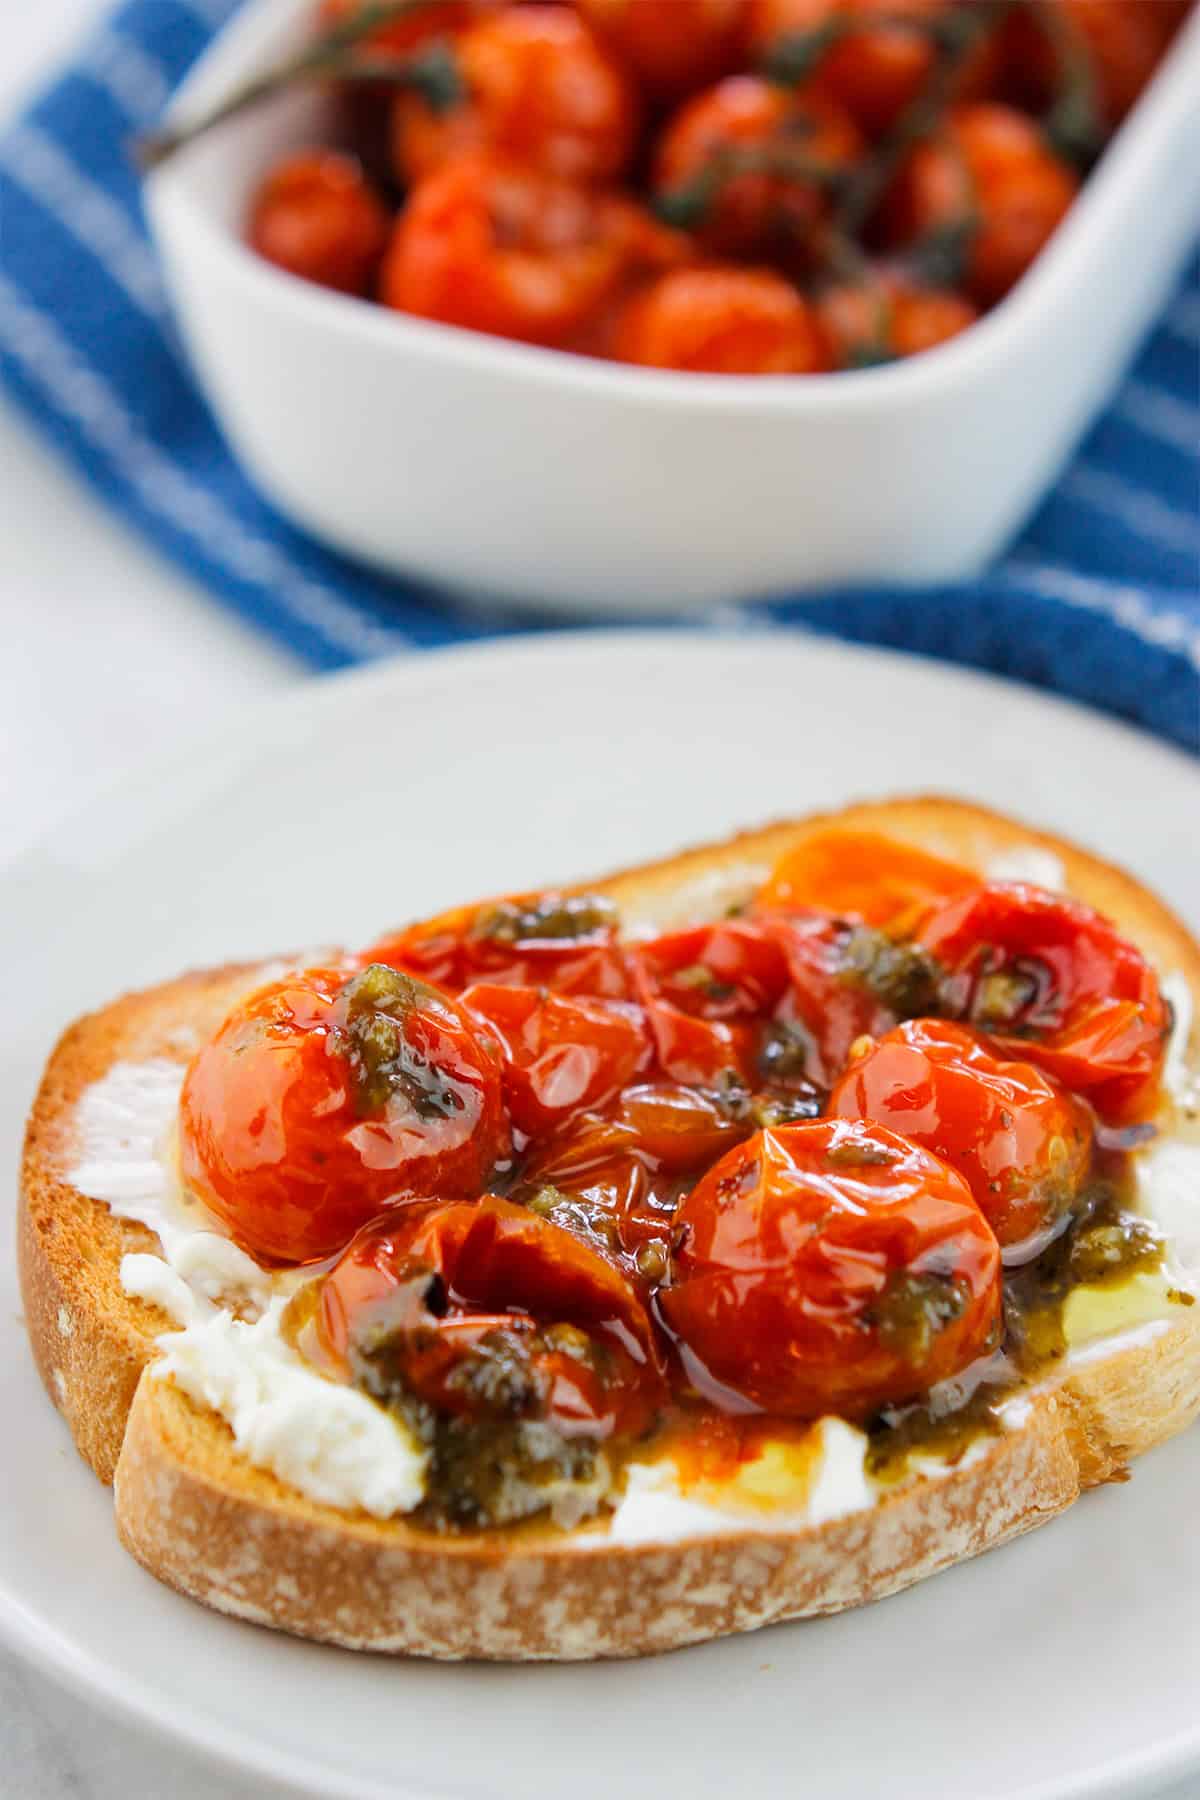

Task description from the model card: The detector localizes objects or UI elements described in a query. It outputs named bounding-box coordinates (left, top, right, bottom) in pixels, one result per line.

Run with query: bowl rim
left=145, top=0, right=1200, bottom=418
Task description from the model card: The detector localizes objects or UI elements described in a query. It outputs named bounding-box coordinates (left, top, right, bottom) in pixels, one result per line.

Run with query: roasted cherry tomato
left=815, top=269, right=978, bottom=364
left=461, top=983, right=650, bottom=1138
left=529, top=1080, right=750, bottom=1183
left=751, top=913, right=927, bottom=1088
left=576, top=0, right=750, bottom=98
left=366, top=889, right=631, bottom=998
left=522, top=1081, right=753, bottom=1273
left=626, top=920, right=789, bottom=1083
left=653, top=75, right=862, bottom=257
left=247, top=151, right=390, bottom=296
left=999, top=0, right=1180, bottom=131
left=754, top=828, right=978, bottom=930
left=829, top=1018, right=1093, bottom=1248
left=320, top=1196, right=663, bottom=1436
left=316, top=0, right=496, bottom=56
left=879, top=102, right=1079, bottom=306
left=380, top=156, right=682, bottom=346
left=522, top=1149, right=674, bottom=1270
left=613, top=267, right=829, bottom=374
left=179, top=963, right=507, bottom=1264
left=391, top=5, right=639, bottom=186
left=917, top=882, right=1169, bottom=1123
left=663, top=1119, right=1001, bottom=1419
left=885, top=279, right=979, bottom=356
left=747, top=0, right=937, bottom=136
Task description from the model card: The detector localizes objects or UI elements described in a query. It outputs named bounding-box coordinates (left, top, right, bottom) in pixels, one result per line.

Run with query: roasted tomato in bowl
left=158, top=0, right=1186, bottom=376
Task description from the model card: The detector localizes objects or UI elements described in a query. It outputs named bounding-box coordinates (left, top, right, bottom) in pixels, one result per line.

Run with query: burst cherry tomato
left=523, top=1081, right=752, bottom=1272
left=247, top=151, right=390, bottom=296
left=999, top=0, right=1180, bottom=130
left=380, top=156, right=682, bottom=346
left=664, top=1119, right=1000, bottom=1419
left=749, top=0, right=1006, bottom=134
left=754, top=828, right=978, bottom=929
left=750, top=914, right=904, bottom=1087
left=917, top=883, right=1169, bottom=1122
left=577, top=0, right=750, bottom=97
left=366, top=890, right=631, bottom=998
left=391, top=5, right=639, bottom=186
left=530, top=1081, right=749, bottom=1184
left=320, top=1196, right=664, bottom=1437
left=654, top=75, right=862, bottom=257
left=886, top=279, right=979, bottom=355
left=179, top=964, right=507, bottom=1264
left=627, top=920, right=790, bottom=1082
left=746, top=0, right=936, bottom=135
left=461, top=983, right=650, bottom=1138
left=829, top=1018, right=1093, bottom=1248
left=879, top=103, right=1079, bottom=306
left=613, top=267, right=829, bottom=373
left=815, top=269, right=978, bottom=364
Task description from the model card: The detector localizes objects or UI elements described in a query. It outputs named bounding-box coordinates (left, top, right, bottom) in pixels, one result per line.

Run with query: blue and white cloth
left=1, top=0, right=1197, bottom=748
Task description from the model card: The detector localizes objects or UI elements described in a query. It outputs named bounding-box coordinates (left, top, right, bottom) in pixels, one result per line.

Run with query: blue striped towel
left=0, top=0, right=1197, bottom=749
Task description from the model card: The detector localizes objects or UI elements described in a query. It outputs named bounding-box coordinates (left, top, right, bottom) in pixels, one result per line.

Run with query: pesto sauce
left=351, top=1301, right=610, bottom=1531
left=866, top=1157, right=1173, bottom=1482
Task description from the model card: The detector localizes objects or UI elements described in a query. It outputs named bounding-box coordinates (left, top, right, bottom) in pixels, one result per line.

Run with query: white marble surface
left=1, top=7, right=1198, bottom=1798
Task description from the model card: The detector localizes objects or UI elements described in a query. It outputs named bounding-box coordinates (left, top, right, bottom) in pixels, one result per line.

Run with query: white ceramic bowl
left=145, top=0, right=1200, bottom=614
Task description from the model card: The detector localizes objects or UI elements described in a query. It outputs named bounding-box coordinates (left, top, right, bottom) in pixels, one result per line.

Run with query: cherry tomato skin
left=366, top=894, right=631, bottom=998
left=380, top=156, right=677, bottom=347
left=576, top=0, right=750, bottom=99
left=529, top=1081, right=749, bottom=1185
left=530, top=1148, right=674, bottom=1262
left=631, top=921, right=792, bottom=1019
left=816, top=274, right=978, bottom=365
left=460, top=983, right=650, bottom=1139
left=754, top=914, right=895, bottom=1088
left=828, top=1019, right=1093, bottom=1248
left=391, top=5, right=639, bottom=186
left=747, top=0, right=936, bottom=135
left=664, top=1119, right=1001, bottom=1419
left=319, top=1196, right=664, bottom=1434
left=613, top=267, right=829, bottom=374
left=754, top=828, right=978, bottom=930
left=179, top=967, right=507, bottom=1265
left=247, top=151, right=390, bottom=296
left=521, top=1082, right=752, bottom=1275
left=626, top=920, right=789, bottom=1083
left=888, top=283, right=977, bottom=357
left=653, top=76, right=862, bottom=257
left=917, top=883, right=1169, bottom=1123
left=747, top=0, right=1002, bottom=135
left=880, top=104, right=1079, bottom=306
left=1000, top=0, right=1178, bottom=129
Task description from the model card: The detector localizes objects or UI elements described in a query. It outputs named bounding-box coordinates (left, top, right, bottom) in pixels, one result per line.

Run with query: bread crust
left=19, top=796, right=1200, bottom=1658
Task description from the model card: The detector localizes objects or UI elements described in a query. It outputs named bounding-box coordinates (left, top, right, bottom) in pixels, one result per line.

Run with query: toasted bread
left=19, top=797, right=1200, bottom=1659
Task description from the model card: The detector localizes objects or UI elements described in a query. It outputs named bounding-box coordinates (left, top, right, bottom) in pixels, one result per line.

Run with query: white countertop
left=0, top=8, right=1196, bottom=1798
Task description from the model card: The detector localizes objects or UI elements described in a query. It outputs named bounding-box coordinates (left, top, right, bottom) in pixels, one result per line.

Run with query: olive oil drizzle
left=320, top=896, right=1189, bottom=1528
left=865, top=1155, right=1179, bottom=1481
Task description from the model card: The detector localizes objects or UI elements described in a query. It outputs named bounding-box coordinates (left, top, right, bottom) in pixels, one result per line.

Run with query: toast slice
left=20, top=796, right=1200, bottom=1659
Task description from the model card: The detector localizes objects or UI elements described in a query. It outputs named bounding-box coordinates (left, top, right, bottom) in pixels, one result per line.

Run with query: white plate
left=2, top=634, right=1199, bottom=1800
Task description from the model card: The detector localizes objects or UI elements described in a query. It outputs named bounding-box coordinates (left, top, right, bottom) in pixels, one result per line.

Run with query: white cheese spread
left=70, top=1058, right=428, bottom=1519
